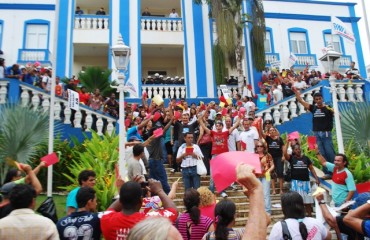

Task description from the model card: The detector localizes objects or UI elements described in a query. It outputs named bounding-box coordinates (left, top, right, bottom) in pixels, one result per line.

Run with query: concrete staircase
left=164, top=164, right=338, bottom=239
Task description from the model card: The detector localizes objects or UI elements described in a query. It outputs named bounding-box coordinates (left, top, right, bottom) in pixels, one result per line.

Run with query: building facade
left=0, top=0, right=367, bottom=99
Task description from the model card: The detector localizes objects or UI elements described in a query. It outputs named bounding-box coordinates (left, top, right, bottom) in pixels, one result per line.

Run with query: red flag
left=41, top=152, right=59, bottom=167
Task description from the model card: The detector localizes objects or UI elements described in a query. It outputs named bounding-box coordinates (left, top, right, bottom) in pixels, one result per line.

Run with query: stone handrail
left=142, top=85, right=186, bottom=99
left=333, top=80, right=365, bottom=102
left=141, top=17, right=183, bottom=32
left=0, top=80, right=116, bottom=136
left=74, top=15, right=109, bottom=29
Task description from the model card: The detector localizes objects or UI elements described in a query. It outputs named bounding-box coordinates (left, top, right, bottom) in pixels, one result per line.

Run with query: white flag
left=123, top=79, right=138, bottom=97
left=332, top=16, right=355, bottom=43
left=67, top=89, right=79, bottom=110
left=289, top=52, right=297, bottom=65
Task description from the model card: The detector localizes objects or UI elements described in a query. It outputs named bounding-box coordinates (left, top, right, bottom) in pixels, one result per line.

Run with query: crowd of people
left=142, top=74, right=185, bottom=85
left=1, top=86, right=368, bottom=239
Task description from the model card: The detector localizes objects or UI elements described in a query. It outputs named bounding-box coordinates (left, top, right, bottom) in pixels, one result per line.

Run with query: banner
left=67, top=89, right=79, bottom=110
left=332, top=16, right=355, bottom=43
left=270, top=60, right=281, bottom=69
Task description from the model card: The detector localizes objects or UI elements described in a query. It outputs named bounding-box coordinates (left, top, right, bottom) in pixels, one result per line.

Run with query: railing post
left=64, top=107, right=71, bottom=124
left=346, top=84, right=356, bottom=102
left=0, top=81, right=9, bottom=104
left=8, top=79, right=20, bottom=104
left=85, top=112, right=93, bottom=131
left=355, top=84, right=364, bottom=102
left=337, top=83, right=346, bottom=102
left=272, top=106, right=281, bottom=125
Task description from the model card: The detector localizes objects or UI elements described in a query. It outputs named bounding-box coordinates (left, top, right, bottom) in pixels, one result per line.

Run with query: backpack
left=281, top=220, right=292, bottom=240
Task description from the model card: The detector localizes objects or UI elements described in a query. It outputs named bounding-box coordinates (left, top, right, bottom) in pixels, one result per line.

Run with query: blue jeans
left=161, top=137, right=168, bottom=164
left=260, top=177, right=271, bottom=214
left=314, top=131, right=336, bottom=175
left=149, top=159, right=171, bottom=194
left=182, top=166, right=200, bottom=190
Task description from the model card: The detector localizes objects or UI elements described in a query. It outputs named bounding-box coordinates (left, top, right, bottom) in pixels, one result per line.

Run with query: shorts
left=291, top=180, right=313, bottom=204
left=165, top=141, right=173, bottom=154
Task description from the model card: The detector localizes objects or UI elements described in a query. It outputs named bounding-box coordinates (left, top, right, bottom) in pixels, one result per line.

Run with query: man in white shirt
left=41, top=68, right=52, bottom=92
left=272, top=84, right=283, bottom=104
left=238, top=119, right=259, bottom=153
left=225, top=116, right=239, bottom=151
left=176, top=132, right=203, bottom=190
left=169, top=8, right=179, bottom=18
left=293, top=76, right=307, bottom=90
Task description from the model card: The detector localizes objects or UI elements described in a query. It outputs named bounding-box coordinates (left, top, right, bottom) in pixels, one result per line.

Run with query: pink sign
left=174, top=111, right=181, bottom=121
left=41, top=152, right=59, bottom=167
left=239, top=107, right=246, bottom=114
left=288, top=131, right=300, bottom=141
left=210, top=152, right=261, bottom=192
left=153, top=128, right=163, bottom=138
left=153, top=112, right=161, bottom=122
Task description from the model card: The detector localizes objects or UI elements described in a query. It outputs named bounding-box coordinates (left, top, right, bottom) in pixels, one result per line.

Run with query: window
left=26, top=24, right=48, bottom=49
left=324, top=34, right=342, bottom=53
left=289, top=32, right=307, bottom=54
left=264, top=31, right=272, bottom=53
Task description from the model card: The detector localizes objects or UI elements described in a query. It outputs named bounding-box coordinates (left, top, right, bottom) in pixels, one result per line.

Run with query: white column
left=329, top=77, right=344, bottom=154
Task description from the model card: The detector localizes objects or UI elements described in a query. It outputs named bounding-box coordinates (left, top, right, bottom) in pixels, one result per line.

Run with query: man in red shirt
left=100, top=179, right=178, bottom=240
left=78, top=86, right=90, bottom=105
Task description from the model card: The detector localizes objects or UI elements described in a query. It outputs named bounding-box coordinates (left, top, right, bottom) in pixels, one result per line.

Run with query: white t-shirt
left=293, top=81, right=307, bottom=90
left=269, top=218, right=328, bottom=240
left=228, top=128, right=240, bottom=151
left=176, top=143, right=204, bottom=168
left=169, top=12, right=179, bottom=18
left=208, top=109, right=217, bottom=120
left=42, top=75, right=51, bottom=91
left=239, top=128, right=259, bottom=153
left=0, top=66, right=4, bottom=78
left=244, top=101, right=256, bottom=115
left=273, top=89, right=283, bottom=104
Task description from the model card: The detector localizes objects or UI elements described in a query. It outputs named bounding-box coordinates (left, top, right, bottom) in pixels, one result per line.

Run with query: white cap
left=171, top=78, right=175, bottom=81
left=155, top=73, right=159, bottom=77
left=175, top=76, right=179, bottom=79
left=19, top=65, right=26, bottom=69
left=159, top=75, right=163, bottom=78
left=147, top=76, right=152, bottom=79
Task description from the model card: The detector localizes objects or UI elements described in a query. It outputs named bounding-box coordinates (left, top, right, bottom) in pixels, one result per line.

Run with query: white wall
left=0, top=8, right=55, bottom=66
left=73, top=56, right=108, bottom=76
left=142, top=57, right=184, bottom=77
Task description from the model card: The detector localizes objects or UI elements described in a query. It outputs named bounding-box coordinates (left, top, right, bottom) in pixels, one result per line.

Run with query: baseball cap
left=0, top=182, right=16, bottom=196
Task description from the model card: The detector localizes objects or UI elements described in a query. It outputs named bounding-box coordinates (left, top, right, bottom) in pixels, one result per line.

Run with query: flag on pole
left=332, top=16, right=355, bottom=43
left=123, top=79, right=138, bottom=97
left=289, top=52, right=298, bottom=66
left=67, top=89, right=79, bottom=110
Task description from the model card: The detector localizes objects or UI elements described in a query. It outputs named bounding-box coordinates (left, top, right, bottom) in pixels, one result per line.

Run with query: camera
left=140, top=181, right=149, bottom=188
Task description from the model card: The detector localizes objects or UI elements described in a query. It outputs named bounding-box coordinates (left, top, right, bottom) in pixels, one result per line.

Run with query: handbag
left=36, top=197, right=58, bottom=223
left=196, top=156, right=207, bottom=176
left=198, top=133, right=212, bottom=145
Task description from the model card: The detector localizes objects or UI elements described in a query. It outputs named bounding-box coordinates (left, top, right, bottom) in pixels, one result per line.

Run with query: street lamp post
left=111, top=35, right=131, bottom=180
left=319, top=44, right=344, bottom=154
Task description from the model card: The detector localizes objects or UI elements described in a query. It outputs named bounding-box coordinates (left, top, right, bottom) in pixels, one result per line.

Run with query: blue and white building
left=0, top=0, right=367, bottom=99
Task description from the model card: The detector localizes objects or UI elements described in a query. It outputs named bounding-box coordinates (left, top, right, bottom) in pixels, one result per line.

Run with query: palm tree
left=194, top=0, right=266, bottom=93
left=0, top=105, right=49, bottom=183
left=78, top=66, right=113, bottom=96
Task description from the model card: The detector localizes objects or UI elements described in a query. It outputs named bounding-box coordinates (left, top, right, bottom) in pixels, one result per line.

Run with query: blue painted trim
left=69, top=0, right=75, bottom=78
left=348, top=6, right=366, bottom=78
left=322, top=29, right=346, bottom=55
left=210, top=18, right=217, bottom=97
left=108, top=0, right=113, bottom=74
left=264, top=0, right=356, bottom=7
left=242, top=0, right=253, bottom=91
left=287, top=27, right=311, bottom=54
left=265, top=13, right=360, bottom=23
left=182, top=0, right=190, bottom=98
left=0, top=4, right=55, bottom=10
left=120, top=0, right=130, bottom=83
left=137, top=0, right=142, bottom=95
left=22, top=19, right=50, bottom=50
left=7, top=79, right=20, bottom=104
left=56, top=1, right=69, bottom=77
left=192, top=2, right=207, bottom=97
left=0, top=20, right=3, bottom=50
left=265, top=27, right=275, bottom=53
left=141, top=16, right=182, bottom=21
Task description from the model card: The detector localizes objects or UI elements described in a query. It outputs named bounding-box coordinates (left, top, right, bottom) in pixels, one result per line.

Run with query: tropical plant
left=78, top=66, right=113, bottom=96
left=194, top=0, right=266, bottom=92
left=340, top=102, right=370, bottom=155
left=59, top=131, right=119, bottom=211
left=0, top=104, right=49, bottom=183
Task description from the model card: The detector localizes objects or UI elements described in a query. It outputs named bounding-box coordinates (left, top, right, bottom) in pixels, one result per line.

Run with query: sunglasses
left=265, top=122, right=272, bottom=124
left=257, top=145, right=264, bottom=147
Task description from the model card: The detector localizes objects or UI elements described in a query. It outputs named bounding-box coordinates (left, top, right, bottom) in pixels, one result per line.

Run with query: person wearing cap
left=154, top=73, right=161, bottom=84
left=146, top=76, right=153, bottom=84
left=0, top=164, right=43, bottom=219
left=41, top=68, right=52, bottom=92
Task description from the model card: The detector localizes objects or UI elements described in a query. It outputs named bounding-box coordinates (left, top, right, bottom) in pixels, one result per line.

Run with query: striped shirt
left=177, top=213, right=213, bottom=240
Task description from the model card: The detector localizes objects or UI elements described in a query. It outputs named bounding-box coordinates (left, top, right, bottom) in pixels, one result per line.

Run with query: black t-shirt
left=56, top=211, right=102, bottom=240
left=266, top=136, right=283, bottom=158
left=281, top=82, right=294, bottom=97
left=0, top=203, right=13, bottom=219
left=146, top=129, right=163, bottom=160
left=174, top=121, right=199, bottom=145
left=289, top=155, right=312, bottom=181
left=308, top=105, right=334, bottom=131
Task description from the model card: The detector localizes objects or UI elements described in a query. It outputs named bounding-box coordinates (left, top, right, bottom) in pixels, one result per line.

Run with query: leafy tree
left=78, top=66, right=113, bottom=96
left=0, top=105, right=49, bottom=183
left=194, top=0, right=266, bottom=92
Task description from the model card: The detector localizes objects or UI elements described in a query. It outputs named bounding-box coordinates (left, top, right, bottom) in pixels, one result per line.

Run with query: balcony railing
left=339, top=55, right=352, bottom=69
left=142, top=85, right=186, bottom=99
left=265, top=53, right=280, bottom=65
left=18, top=49, right=50, bottom=63
left=141, top=17, right=183, bottom=32
left=74, top=15, right=109, bottom=30
left=294, top=54, right=317, bottom=66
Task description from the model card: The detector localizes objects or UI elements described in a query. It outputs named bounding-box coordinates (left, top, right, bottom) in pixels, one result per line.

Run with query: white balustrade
left=74, top=16, right=109, bottom=30
left=96, top=117, right=104, bottom=136
left=20, top=88, right=30, bottom=106
left=74, top=110, right=82, bottom=128
left=332, top=81, right=365, bottom=103
left=42, top=96, right=50, bottom=112
left=346, top=85, right=355, bottom=102
left=354, top=84, right=364, bottom=102
left=337, top=84, right=346, bottom=102
left=64, top=107, right=72, bottom=124
left=31, top=92, right=40, bottom=110
left=288, top=99, right=298, bottom=118
left=54, top=101, right=61, bottom=121
left=142, top=86, right=186, bottom=99
left=272, top=107, right=281, bottom=125
left=0, top=81, right=8, bottom=104
left=85, top=112, right=93, bottom=131
left=140, top=18, right=183, bottom=32
left=280, top=103, right=289, bottom=123
left=107, top=120, right=114, bottom=135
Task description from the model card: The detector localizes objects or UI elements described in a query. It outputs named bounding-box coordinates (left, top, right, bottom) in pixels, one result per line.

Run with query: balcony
left=339, top=55, right=352, bottom=69
left=18, top=49, right=51, bottom=64
left=73, top=15, right=109, bottom=44
left=265, top=53, right=280, bottom=66
left=141, top=17, right=184, bottom=45
left=293, top=54, right=317, bottom=67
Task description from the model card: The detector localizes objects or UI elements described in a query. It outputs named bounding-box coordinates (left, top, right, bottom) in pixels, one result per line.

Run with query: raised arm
left=149, top=179, right=177, bottom=211
left=22, top=164, right=43, bottom=195
left=293, top=88, right=310, bottom=109
left=228, top=117, right=241, bottom=134
left=314, top=145, right=327, bottom=167
left=343, top=200, right=370, bottom=236
left=282, top=140, right=291, bottom=161
left=198, top=115, right=211, bottom=135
